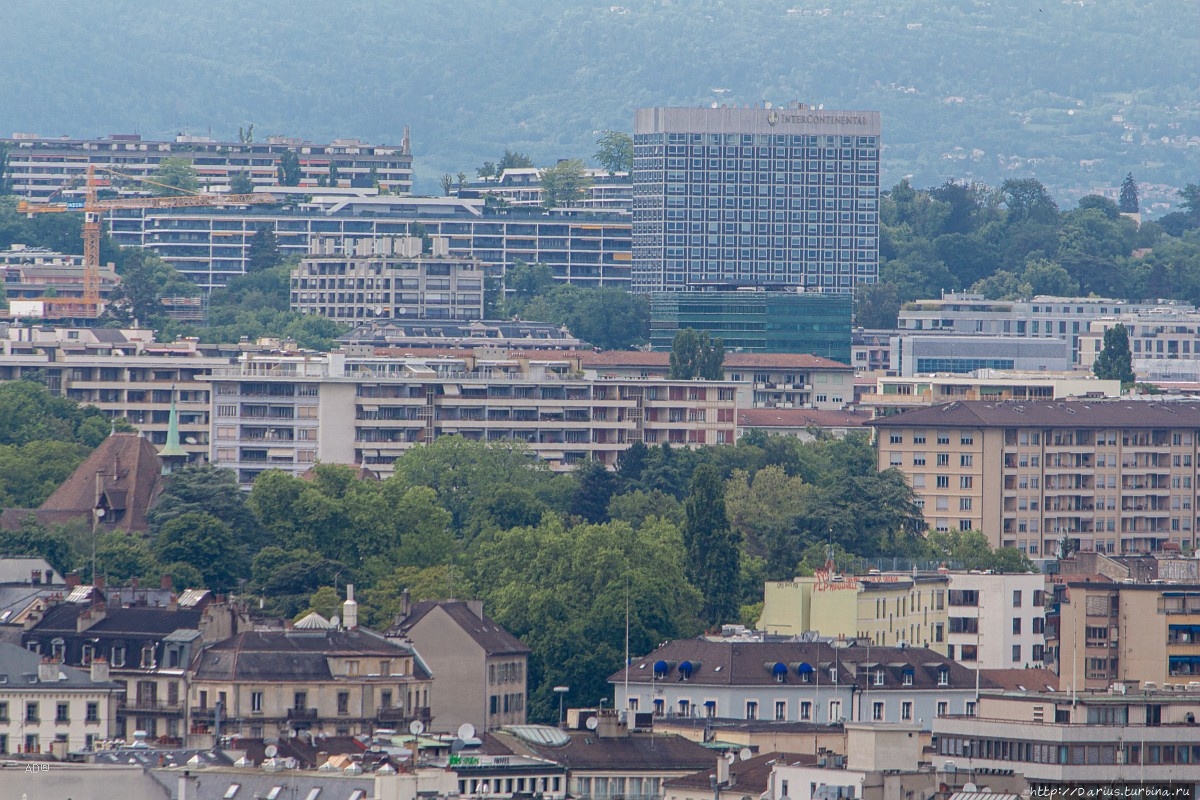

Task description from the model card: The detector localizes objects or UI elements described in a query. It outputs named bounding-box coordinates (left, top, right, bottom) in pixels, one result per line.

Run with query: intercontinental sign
left=767, top=109, right=871, bottom=126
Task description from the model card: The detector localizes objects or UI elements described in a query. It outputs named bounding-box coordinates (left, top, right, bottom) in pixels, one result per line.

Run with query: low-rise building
left=933, top=687, right=1200, bottom=792
left=0, top=642, right=121, bottom=755
left=860, top=371, right=1121, bottom=418
left=611, top=637, right=988, bottom=728
left=759, top=567, right=950, bottom=653
left=889, top=333, right=1073, bottom=376
left=2, top=245, right=120, bottom=313
left=387, top=597, right=531, bottom=734
left=1081, top=312, right=1200, bottom=381
left=291, top=235, right=485, bottom=323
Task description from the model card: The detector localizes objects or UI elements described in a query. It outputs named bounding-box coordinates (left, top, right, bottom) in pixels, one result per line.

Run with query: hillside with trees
left=1, top=1, right=1197, bottom=205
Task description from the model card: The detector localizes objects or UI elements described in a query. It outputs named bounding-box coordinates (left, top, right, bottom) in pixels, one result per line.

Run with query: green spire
left=158, top=386, right=189, bottom=463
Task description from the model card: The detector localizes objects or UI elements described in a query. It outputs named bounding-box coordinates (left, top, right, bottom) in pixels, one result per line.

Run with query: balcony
left=287, top=707, right=318, bottom=721
left=120, top=700, right=185, bottom=715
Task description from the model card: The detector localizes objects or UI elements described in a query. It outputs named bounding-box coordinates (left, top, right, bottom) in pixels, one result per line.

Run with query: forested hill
left=3, top=1, right=1197, bottom=205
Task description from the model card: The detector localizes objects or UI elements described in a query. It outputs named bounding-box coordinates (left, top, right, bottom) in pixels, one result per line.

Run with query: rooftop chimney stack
left=343, top=584, right=358, bottom=630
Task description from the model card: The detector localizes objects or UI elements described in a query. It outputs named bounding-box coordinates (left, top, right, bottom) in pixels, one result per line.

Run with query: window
left=251, top=691, right=263, bottom=713
left=0, top=702, right=8, bottom=722
left=966, top=701, right=977, bottom=716
left=85, top=702, right=99, bottom=723
left=937, top=701, right=949, bottom=717
left=903, top=671, right=913, bottom=686
left=1013, top=644, right=1022, bottom=662
left=828, top=700, right=841, bottom=721
left=745, top=701, right=758, bottom=720
left=874, top=669, right=885, bottom=686
left=902, top=701, right=913, bottom=721
left=872, top=701, right=884, bottom=721
left=112, top=645, right=126, bottom=668
left=800, top=701, right=812, bottom=720
left=959, top=498, right=972, bottom=511
left=55, top=702, right=69, bottom=723
left=25, top=702, right=38, bottom=723
left=1013, top=590, right=1023, bottom=608
left=1013, top=618, right=1022, bottom=634
left=775, top=700, right=786, bottom=721
left=141, top=644, right=156, bottom=669
left=337, top=691, right=350, bottom=715
left=937, top=454, right=950, bottom=467
left=960, top=476, right=973, bottom=489
left=960, top=455, right=973, bottom=467
left=938, top=669, right=949, bottom=686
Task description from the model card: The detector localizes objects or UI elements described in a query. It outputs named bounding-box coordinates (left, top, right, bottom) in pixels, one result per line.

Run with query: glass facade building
left=649, top=290, right=852, bottom=362
left=632, top=106, right=881, bottom=295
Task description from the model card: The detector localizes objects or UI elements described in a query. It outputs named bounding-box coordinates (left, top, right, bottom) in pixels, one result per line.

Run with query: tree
left=150, top=157, right=199, bottom=196
left=497, top=149, right=534, bottom=174
left=477, top=161, right=497, bottom=180
left=238, top=124, right=255, bottom=144
left=246, top=224, right=283, bottom=272
left=669, top=328, right=724, bottom=379
left=1180, top=184, right=1200, bottom=220
left=147, top=464, right=258, bottom=546
left=456, top=171, right=468, bottom=190
left=1092, top=323, right=1135, bottom=383
left=594, top=131, right=633, bottom=174
left=439, top=173, right=455, bottom=196
left=569, top=460, right=617, bottom=524
left=1000, top=178, right=1059, bottom=225
left=229, top=170, right=255, bottom=194
left=683, top=464, right=740, bottom=627
left=276, top=150, right=301, bottom=186
left=1021, top=258, right=1078, bottom=296
left=854, top=281, right=901, bottom=329
left=1118, top=173, right=1139, bottom=214
left=923, top=529, right=1033, bottom=573
left=153, top=511, right=245, bottom=592
left=724, top=466, right=812, bottom=573
left=539, top=159, right=590, bottom=208
left=103, top=248, right=198, bottom=327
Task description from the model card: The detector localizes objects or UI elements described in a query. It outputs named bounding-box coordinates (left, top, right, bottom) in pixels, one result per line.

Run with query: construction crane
left=15, top=164, right=276, bottom=319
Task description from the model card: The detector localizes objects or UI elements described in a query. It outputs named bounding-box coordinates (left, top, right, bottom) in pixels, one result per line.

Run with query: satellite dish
left=585, top=716, right=599, bottom=731
left=330, top=615, right=341, bottom=628
left=724, top=752, right=736, bottom=764
left=264, top=744, right=278, bottom=758
left=398, top=307, right=409, bottom=316
left=963, top=784, right=978, bottom=793
left=185, top=436, right=198, bottom=445
left=457, top=722, right=476, bottom=740
left=374, top=306, right=384, bottom=316
left=739, top=748, right=753, bottom=761
left=409, top=720, right=425, bottom=736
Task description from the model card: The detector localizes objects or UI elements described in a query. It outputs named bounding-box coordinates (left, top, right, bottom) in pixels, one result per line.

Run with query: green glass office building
left=650, top=290, right=851, bottom=362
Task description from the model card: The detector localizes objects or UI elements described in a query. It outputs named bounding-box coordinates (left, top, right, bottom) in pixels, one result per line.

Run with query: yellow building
left=760, top=566, right=949, bottom=653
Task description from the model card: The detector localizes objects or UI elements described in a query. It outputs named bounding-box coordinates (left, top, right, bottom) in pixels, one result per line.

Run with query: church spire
left=157, top=384, right=189, bottom=472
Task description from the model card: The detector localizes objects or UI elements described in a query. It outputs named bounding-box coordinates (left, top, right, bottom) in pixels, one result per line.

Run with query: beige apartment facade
left=872, top=400, right=1200, bottom=557
left=209, top=351, right=744, bottom=485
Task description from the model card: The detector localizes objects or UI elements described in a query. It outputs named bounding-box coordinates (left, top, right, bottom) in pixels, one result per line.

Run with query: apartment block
left=1080, top=312, right=1200, bottom=381
left=0, top=326, right=242, bottom=460
left=860, top=371, right=1121, bottom=418
left=871, top=400, right=1200, bottom=557
left=632, top=105, right=881, bottom=294
left=944, top=572, right=1047, bottom=670
left=109, top=197, right=630, bottom=291
left=2, top=245, right=120, bottom=310
left=462, top=166, right=632, bottom=211
left=897, top=293, right=1192, bottom=363
left=889, top=332, right=1073, bottom=375
left=2, top=132, right=413, bottom=200
left=208, top=351, right=744, bottom=486
left=290, top=236, right=485, bottom=322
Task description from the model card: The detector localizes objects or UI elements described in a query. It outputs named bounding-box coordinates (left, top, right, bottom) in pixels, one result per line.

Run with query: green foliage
left=102, top=248, right=199, bottom=329
left=1093, top=323, right=1135, bottom=383
left=152, top=511, right=244, bottom=592
left=683, top=463, right=740, bottom=627
left=923, top=529, right=1034, bottom=573
left=147, top=464, right=257, bottom=546
left=472, top=515, right=702, bottom=719
left=276, top=150, right=301, bottom=186
left=151, top=157, right=199, bottom=196
left=669, top=328, right=724, bottom=380
left=594, top=131, right=633, bottom=174
left=439, top=173, right=454, bottom=196
left=539, top=159, right=590, bottom=209
left=229, top=171, right=255, bottom=193
left=246, top=225, right=282, bottom=272
left=724, top=466, right=812, bottom=575
left=497, top=150, right=534, bottom=174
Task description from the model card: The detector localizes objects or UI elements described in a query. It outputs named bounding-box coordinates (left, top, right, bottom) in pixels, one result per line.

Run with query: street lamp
left=553, top=686, right=570, bottom=728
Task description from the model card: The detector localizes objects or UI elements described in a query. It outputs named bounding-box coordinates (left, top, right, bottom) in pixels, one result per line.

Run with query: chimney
left=38, top=658, right=59, bottom=683
left=130, top=577, right=138, bottom=589
left=161, top=574, right=173, bottom=590
left=65, top=572, right=81, bottom=589
left=90, top=657, right=110, bottom=683
left=467, top=599, right=484, bottom=619
left=400, top=588, right=410, bottom=619
left=343, top=584, right=358, bottom=631
left=31, top=570, right=42, bottom=586
left=95, top=575, right=105, bottom=589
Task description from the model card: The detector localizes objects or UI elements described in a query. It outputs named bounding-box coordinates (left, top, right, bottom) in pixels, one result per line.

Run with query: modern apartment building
left=109, top=197, right=631, bottom=291
left=896, top=293, right=1193, bottom=363
left=2, top=132, right=413, bottom=199
left=631, top=105, right=880, bottom=294
left=648, top=288, right=853, bottom=361
left=0, top=326, right=244, bottom=460
left=1052, top=578, right=1200, bottom=693
left=462, top=167, right=632, bottom=212
left=207, top=351, right=744, bottom=486
left=944, top=572, right=1047, bottom=669
left=290, top=236, right=485, bottom=322
left=860, top=371, right=1121, bottom=418
left=1080, top=311, right=1200, bottom=381
left=2, top=246, right=120, bottom=311
left=871, top=400, right=1200, bottom=557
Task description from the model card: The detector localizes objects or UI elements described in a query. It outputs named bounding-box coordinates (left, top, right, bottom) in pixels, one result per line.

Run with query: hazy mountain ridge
left=4, top=0, right=1196, bottom=204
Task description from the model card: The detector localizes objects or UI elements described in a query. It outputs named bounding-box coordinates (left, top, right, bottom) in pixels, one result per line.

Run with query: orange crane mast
left=16, top=165, right=276, bottom=318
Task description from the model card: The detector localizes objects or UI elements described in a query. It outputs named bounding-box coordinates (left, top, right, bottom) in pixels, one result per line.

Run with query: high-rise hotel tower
left=632, top=105, right=881, bottom=294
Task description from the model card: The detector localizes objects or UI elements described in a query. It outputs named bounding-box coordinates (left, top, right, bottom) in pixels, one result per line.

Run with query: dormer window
left=81, top=645, right=94, bottom=666
left=141, top=644, right=157, bottom=669
left=112, top=646, right=126, bottom=668
left=874, top=669, right=885, bottom=687
left=903, top=670, right=914, bottom=687
left=830, top=667, right=837, bottom=683
left=938, top=668, right=949, bottom=686
left=51, top=638, right=66, bottom=660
